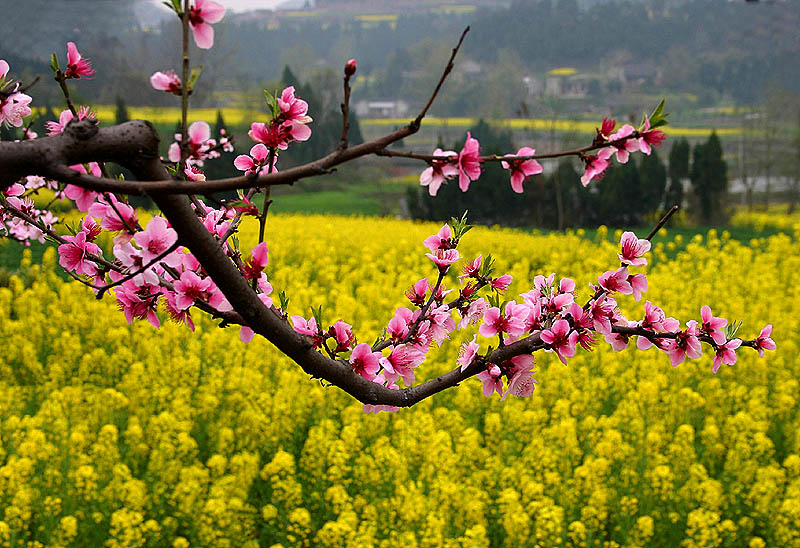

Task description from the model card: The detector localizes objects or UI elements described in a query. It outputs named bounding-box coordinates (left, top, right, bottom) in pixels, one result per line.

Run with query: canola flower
left=0, top=214, right=797, bottom=547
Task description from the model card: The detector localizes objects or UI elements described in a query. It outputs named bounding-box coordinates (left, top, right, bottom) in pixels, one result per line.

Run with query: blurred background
left=1, top=0, right=798, bottom=227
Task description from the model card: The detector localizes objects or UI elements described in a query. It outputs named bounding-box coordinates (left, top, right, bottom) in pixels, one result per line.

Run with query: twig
left=1, top=200, right=119, bottom=272
left=257, top=148, right=277, bottom=246
left=18, top=76, right=40, bottom=95
left=102, top=192, right=140, bottom=235
left=53, top=72, right=78, bottom=116
left=413, top=27, right=470, bottom=127
left=646, top=205, right=680, bottom=241
left=376, top=131, right=647, bottom=164
left=338, top=69, right=353, bottom=151
left=94, top=242, right=180, bottom=298
left=179, top=0, right=191, bottom=175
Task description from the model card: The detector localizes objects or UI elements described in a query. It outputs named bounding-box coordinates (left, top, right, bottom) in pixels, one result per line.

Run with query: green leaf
left=278, top=291, right=290, bottom=311
left=264, top=90, right=280, bottom=119
left=725, top=320, right=743, bottom=339
left=187, top=65, right=203, bottom=91
left=651, top=98, right=665, bottom=119
left=311, top=305, right=324, bottom=332
left=49, top=52, right=60, bottom=73
left=480, top=253, right=495, bottom=278
left=164, top=0, right=182, bottom=14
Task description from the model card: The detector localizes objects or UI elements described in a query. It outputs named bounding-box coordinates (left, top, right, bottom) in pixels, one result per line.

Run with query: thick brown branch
left=0, top=121, right=417, bottom=195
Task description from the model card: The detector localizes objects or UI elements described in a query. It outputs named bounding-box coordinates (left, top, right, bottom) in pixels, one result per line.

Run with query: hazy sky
left=150, top=0, right=286, bottom=13
left=204, top=0, right=285, bottom=11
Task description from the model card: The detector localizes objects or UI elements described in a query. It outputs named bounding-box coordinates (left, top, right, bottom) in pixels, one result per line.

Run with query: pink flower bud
left=345, top=58, right=357, bottom=77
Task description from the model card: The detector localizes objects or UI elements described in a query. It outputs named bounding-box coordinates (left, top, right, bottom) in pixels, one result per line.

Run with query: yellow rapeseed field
left=731, top=207, right=800, bottom=236
left=0, top=215, right=797, bottom=548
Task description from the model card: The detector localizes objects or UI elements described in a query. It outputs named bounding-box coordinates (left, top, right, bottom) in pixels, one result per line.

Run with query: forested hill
left=0, top=0, right=797, bottom=109
left=465, top=0, right=800, bottom=104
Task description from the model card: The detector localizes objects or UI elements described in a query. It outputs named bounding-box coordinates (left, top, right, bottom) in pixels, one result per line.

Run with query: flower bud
left=345, top=58, right=357, bottom=77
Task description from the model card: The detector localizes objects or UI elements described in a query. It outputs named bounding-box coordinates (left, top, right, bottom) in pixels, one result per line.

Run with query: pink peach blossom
left=427, top=304, right=456, bottom=346
left=604, top=329, right=631, bottom=352
left=667, top=320, right=703, bottom=366
left=150, top=71, right=182, bottom=94
left=700, top=305, right=727, bottom=345
left=331, top=320, right=355, bottom=352
left=458, top=335, right=480, bottom=372
left=600, top=124, right=639, bottom=164
left=65, top=42, right=95, bottom=79
left=619, top=231, right=651, bottom=266
left=458, top=298, right=488, bottom=330
left=457, top=132, right=482, bottom=192
left=114, top=281, right=160, bottom=328
left=479, top=302, right=528, bottom=339
left=599, top=266, right=633, bottom=295
left=58, top=230, right=101, bottom=276
left=426, top=248, right=460, bottom=271
left=188, top=0, right=226, bottom=49
left=639, top=115, right=666, bottom=155
left=387, top=307, right=414, bottom=341
left=501, top=355, right=537, bottom=400
left=233, top=143, right=278, bottom=176
left=630, top=273, right=648, bottom=301
left=460, top=255, right=482, bottom=279
left=45, top=107, right=94, bottom=136
left=423, top=224, right=454, bottom=252
left=420, top=149, right=459, bottom=196
left=491, top=274, right=513, bottom=291
left=134, top=216, right=179, bottom=264
left=501, top=147, right=543, bottom=193
left=599, top=117, right=616, bottom=138
left=291, top=316, right=318, bottom=337
left=241, top=242, right=269, bottom=280
left=580, top=153, right=609, bottom=186
left=405, top=278, right=428, bottom=307
left=476, top=364, right=503, bottom=397
left=277, top=86, right=312, bottom=124
left=540, top=319, right=579, bottom=365
left=0, top=92, right=32, bottom=128
left=712, top=338, right=741, bottom=373
left=380, top=344, right=425, bottom=385
left=754, top=325, right=776, bottom=357
left=350, top=342, right=381, bottom=380
left=173, top=271, right=230, bottom=311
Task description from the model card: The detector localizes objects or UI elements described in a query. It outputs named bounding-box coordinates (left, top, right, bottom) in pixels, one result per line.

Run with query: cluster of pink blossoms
left=0, top=60, right=33, bottom=128
left=419, top=112, right=666, bottom=195
left=579, top=116, right=667, bottom=186
left=50, top=196, right=276, bottom=334
left=166, top=121, right=234, bottom=169
left=0, top=176, right=58, bottom=244
left=284, top=222, right=775, bottom=412
left=248, top=86, right=313, bottom=152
